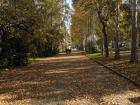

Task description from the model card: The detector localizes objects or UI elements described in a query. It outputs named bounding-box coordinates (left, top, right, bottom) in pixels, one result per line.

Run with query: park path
left=0, top=52, right=140, bottom=105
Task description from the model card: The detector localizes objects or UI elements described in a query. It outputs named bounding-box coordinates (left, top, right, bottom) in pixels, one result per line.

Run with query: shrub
left=12, top=53, right=30, bottom=66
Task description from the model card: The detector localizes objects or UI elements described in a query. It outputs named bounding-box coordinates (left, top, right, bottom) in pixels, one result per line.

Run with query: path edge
left=85, top=55, right=140, bottom=88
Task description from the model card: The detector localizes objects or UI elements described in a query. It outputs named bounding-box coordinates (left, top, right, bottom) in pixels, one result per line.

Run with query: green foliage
left=0, top=0, right=66, bottom=67
left=12, top=53, right=30, bottom=66
left=71, top=0, right=140, bottom=59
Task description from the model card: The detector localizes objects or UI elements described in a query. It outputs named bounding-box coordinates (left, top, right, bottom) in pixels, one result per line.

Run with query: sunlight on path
left=0, top=53, right=140, bottom=105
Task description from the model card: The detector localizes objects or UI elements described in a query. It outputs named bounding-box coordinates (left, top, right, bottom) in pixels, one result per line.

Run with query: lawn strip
left=87, top=53, right=140, bottom=87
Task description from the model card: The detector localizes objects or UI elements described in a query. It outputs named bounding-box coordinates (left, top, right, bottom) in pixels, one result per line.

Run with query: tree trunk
left=0, top=27, right=2, bottom=55
left=130, top=0, right=138, bottom=63
left=101, top=37, right=104, bottom=56
left=102, top=21, right=109, bottom=57
left=51, top=0, right=54, bottom=27
left=114, top=0, right=120, bottom=60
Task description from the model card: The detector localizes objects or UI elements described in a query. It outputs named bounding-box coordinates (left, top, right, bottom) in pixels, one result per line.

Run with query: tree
left=71, top=0, right=116, bottom=57
left=130, top=0, right=138, bottom=63
left=114, top=0, right=121, bottom=60
left=0, top=0, right=67, bottom=67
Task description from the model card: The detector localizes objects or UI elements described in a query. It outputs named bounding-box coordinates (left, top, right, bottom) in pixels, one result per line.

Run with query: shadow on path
left=0, top=52, right=140, bottom=105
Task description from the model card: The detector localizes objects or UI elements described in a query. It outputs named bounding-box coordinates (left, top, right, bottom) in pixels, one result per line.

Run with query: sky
left=66, top=0, right=73, bottom=8
left=65, top=0, right=73, bottom=33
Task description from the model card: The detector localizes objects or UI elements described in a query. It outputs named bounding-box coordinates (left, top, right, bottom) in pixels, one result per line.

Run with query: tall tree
left=130, top=0, right=138, bottom=63
left=114, top=0, right=121, bottom=60
left=0, top=0, right=67, bottom=67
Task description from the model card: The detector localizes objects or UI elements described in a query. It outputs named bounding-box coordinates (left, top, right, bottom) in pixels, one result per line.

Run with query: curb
left=86, top=55, right=140, bottom=88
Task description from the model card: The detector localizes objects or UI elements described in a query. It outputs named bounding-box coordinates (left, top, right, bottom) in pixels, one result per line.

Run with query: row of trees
left=71, top=0, right=140, bottom=63
left=0, top=0, right=68, bottom=67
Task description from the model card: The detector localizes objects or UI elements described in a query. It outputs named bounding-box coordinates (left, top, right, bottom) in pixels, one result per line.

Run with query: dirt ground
left=0, top=52, right=140, bottom=105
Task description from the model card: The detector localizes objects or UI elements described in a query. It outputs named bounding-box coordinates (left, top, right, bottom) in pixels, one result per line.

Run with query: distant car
left=72, top=48, right=77, bottom=51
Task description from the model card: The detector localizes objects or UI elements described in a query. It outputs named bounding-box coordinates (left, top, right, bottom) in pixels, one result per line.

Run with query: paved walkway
left=0, top=53, right=140, bottom=105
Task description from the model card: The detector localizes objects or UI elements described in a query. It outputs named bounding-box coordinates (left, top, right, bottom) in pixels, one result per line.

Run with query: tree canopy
left=0, top=0, right=69, bottom=67
left=71, top=0, right=140, bottom=63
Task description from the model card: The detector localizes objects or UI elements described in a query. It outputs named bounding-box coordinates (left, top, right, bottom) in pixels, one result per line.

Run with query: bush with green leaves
left=0, top=0, right=66, bottom=67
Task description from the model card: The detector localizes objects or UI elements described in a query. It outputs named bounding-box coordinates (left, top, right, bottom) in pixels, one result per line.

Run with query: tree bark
left=97, top=10, right=109, bottom=57
left=130, top=0, right=138, bottom=63
left=101, top=21, right=109, bottom=57
left=114, top=0, right=120, bottom=60
left=101, top=37, right=104, bottom=56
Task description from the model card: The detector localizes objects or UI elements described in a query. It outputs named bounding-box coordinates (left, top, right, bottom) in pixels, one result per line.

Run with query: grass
left=88, top=51, right=140, bottom=84
left=29, top=57, right=48, bottom=62
left=88, top=53, right=101, bottom=59
left=138, top=48, right=140, bottom=52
